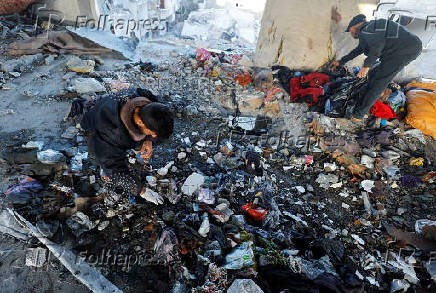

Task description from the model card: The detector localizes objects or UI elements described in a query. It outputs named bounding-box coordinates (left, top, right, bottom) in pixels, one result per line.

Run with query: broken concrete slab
left=72, top=78, right=105, bottom=94
left=66, top=56, right=95, bottom=73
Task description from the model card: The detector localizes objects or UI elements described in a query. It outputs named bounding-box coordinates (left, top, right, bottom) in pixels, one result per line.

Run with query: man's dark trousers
left=353, top=39, right=422, bottom=118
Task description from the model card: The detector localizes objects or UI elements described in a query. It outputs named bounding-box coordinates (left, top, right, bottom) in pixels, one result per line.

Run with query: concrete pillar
left=254, top=0, right=377, bottom=70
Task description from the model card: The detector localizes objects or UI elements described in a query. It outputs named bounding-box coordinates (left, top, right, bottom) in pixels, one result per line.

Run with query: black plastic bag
left=325, top=78, right=368, bottom=118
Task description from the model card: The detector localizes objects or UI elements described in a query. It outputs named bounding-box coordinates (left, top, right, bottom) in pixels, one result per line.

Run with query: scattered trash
left=227, top=279, right=264, bottom=293
left=409, top=157, right=424, bottom=167
left=140, top=188, right=164, bottom=205
left=25, top=247, right=48, bottom=267
left=181, top=172, right=205, bottom=196
left=37, top=149, right=66, bottom=164
left=242, top=203, right=268, bottom=221
left=224, top=241, right=255, bottom=270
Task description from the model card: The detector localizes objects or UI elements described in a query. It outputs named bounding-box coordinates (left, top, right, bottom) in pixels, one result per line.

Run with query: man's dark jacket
left=339, top=18, right=422, bottom=67
left=81, top=96, right=151, bottom=173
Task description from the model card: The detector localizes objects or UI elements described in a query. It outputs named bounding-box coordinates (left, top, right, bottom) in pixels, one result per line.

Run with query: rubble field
left=1, top=19, right=436, bottom=293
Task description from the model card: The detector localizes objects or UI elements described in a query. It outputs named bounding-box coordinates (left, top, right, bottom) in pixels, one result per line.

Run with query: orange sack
left=0, top=0, right=36, bottom=15
left=405, top=82, right=436, bottom=139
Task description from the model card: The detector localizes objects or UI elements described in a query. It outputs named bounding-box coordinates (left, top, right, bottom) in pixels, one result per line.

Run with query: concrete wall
left=254, top=0, right=377, bottom=70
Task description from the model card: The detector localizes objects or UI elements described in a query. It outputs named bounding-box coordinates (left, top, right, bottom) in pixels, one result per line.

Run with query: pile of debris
left=1, top=38, right=436, bottom=293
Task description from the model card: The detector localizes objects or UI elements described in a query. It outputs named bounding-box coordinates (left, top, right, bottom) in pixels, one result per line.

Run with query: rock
left=61, top=126, right=79, bottom=139
left=9, top=71, right=21, bottom=77
left=64, top=147, right=78, bottom=157
left=146, top=176, right=157, bottom=187
left=362, top=148, right=377, bottom=158
left=361, top=180, right=375, bottom=192
left=382, top=150, right=400, bottom=160
left=66, top=56, right=95, bottom=73
left=158, top=161, right=174, bottom=176
left=25, top=248, right=48, bottom=267
left=227, top=279, right=264, bottom=293
left=361, top=155, right=375, bottom=169
left=213, top=203, right=234, bottom=223
left=72, top=78, right=105, bottom=94
left=22, top=141, right=44, bottom=151
left=37, top=149, right=66, bottom=164
left=232, top=215, right=245, bottom=227
left=198, top=213, right=210, bottom=237
left=315, top=173, right=339, bottom=189
left=214, top=152, right=224, bottom=165
left=184, top=105, right=199, bottom=116
left=181, top=172, right=205, bottom=196
left=295, top=186, right=305, bottom=193
left=323, top=163, right=337, bottom=172
left=397, top=207, right=407, bottom=215
left=66, top=211, right=95, bottom=237
left=306, top=184, right=314, bottom=192
left=97, top=221, right=110, bottom=231
left=140, top=188, right=164, bottom=205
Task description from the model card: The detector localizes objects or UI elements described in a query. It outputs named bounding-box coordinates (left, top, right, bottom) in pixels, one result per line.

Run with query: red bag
left=289, top=73, right=329, bottom=105
left=370, top=101, right=396, bottom=119
left=242, top=203, right=268, bottom=221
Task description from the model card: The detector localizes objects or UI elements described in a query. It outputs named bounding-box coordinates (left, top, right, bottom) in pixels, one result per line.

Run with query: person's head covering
left=345, top=14, right=367, bottom=32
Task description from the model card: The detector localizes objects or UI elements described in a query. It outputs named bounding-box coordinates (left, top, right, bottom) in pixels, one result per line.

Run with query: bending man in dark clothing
left=80, top=89, right=174, bottom=197
left=330, top=14, right=422, bottom=119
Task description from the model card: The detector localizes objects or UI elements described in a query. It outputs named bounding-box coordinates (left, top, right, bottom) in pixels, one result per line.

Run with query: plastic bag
left=241, top=203, right=268, bottom=221
left=224, top=241, right=255, bottom=270
left=325, top=77, right=367, bottom=118
left=405, top=82, right=436, bottom=139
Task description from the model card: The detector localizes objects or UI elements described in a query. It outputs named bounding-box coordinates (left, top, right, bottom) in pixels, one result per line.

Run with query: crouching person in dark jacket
left=81, top=92, right=174, bottom=197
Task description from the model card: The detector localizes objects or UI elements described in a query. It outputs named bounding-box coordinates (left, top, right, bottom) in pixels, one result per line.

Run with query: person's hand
left=329, top=61, right=340, bottom=71
left=357, top=67, right=370, bottom=78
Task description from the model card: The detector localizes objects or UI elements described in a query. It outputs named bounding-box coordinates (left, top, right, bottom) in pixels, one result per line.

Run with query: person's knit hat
left=345, top=14, right=367, bottom=32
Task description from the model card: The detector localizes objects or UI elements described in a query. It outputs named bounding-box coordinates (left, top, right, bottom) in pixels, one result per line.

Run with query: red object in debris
left=370, top=101, right=396, bottom=119
left=242, top=203, right=268, bottom=221
left=0, top=0, right=36, bottom=15
left=196, top=48, right=212, bottom=62
left=234, top=72, right=252, bottom=87
left=289, top=73, right=329, bottom=105
left=264, top=86, right=284, bottom=102
left=303, top=155, right=313, bottom=165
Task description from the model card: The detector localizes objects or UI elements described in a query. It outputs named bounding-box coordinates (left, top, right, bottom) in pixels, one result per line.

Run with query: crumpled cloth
left=0, top=0, right=36, bottom=15
left=400, top=175, right=421, bottom=188
left=357, top=129, right=394, bottom=147
left=370, top=101, right=396, bottom=119
left=388, top=90, right=406, bottom=112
